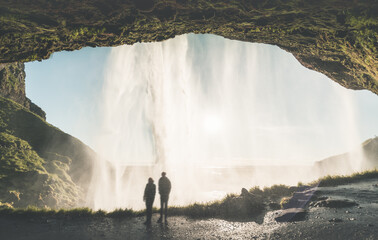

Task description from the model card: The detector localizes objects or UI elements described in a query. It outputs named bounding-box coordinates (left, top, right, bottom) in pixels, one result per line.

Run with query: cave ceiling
left=0, top=0, right=376, bottom=94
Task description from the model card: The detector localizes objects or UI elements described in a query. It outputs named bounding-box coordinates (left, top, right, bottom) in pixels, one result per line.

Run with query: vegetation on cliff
left=0, top=0, right=376, bottom=93
left=0, top=96, right=95, bottom=208
left=0, top=132, right=81, bottom=208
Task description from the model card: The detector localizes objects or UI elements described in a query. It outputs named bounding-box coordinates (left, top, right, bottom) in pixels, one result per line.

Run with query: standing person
left=143, top=177, right=156, bottom=225
left=157, top=172, right=171, bottom=223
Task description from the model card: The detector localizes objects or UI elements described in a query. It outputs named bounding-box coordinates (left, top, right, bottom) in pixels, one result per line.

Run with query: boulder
left=281, top=187, right=317, bottom=209
left=329, top=218, right=343, bottom=223
left=274, top=208, right=307, bottom=222
left=313, top=199, right=358, bottom=208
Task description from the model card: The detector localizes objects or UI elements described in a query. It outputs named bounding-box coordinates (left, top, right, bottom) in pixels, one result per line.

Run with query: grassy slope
left=0, top=0, right=376, bottom=93
left=313, top=168, right=378, bottom=187
left=0, top=132, right=81, bottom=208
left=0, top=96, right=95, bottom=208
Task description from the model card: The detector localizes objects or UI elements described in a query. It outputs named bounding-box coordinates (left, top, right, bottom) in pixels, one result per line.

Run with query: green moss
left=0, top=131, right=82, bottom=208
left=280, top=197, right=291, bottom=208
left=0, top=132, right=45, bottom=174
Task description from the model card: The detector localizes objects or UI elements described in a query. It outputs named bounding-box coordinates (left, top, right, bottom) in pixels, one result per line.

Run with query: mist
left=85, top=34, right=372, bottom=211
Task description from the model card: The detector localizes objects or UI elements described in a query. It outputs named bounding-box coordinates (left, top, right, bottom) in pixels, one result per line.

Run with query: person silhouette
left=143, top=177, right=156, bottom=225
left=157, top=172, right=171, bottom=223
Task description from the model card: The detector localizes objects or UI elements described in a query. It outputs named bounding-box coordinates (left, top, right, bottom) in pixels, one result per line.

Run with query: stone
left=282, top=188, right=317, bottom=209
left=274, top=208, right=307, bottom=222
left=329, top=218, right=343, bottom=223
left=317, top=196, right=329, bottom=201
left=313, top=199, right=358, bottom=208
left=134, top=0, right=155, bottom=12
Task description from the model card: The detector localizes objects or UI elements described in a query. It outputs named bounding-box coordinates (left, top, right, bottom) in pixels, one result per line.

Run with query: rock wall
left=0, top=63, right=26, bottom=105
left=0, top=63, right=46, bottom=119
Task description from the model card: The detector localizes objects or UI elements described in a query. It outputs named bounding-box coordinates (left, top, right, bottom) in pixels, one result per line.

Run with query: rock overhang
left=0, top=0, right=376, bottom=94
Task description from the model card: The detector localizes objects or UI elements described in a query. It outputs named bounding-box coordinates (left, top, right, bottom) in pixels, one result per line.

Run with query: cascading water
left=87, top=34, right=366, bottom=211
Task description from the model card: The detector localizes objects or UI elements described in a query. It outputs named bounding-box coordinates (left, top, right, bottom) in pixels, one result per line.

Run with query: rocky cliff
left=0, top=63, right=46, bottom=119
left=0, top=63, right=26, bottom=106
left=361, top=137, right=378, bottom=167
left=315, top=136, right=378, bottom=176
left=0, top=0, right=376, bottom=94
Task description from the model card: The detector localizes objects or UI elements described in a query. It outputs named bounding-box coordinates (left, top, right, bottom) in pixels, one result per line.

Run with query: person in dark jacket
left=143, top=177, right=156, bottom=225
left=157, top=172, right=171, bottom=223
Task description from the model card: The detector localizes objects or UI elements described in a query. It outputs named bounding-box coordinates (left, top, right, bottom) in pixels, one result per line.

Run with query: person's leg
left=164, top=198, right=168, bottom=221
left=157, top=197, right=163, bottom=222
left=160, top=197, right=164, bottom=218
left=145, top=202, right=151, bottom=224
left=147, top=201, right=153, bottom=223
left=145, top=203, right=148, bottom=222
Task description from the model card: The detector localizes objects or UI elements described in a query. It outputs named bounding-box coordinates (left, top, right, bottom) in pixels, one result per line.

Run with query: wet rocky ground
left=1, top=179, right=377, bottom=240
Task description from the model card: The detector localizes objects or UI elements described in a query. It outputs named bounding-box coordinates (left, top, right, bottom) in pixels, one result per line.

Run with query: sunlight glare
left=203, top=113, right=223, bottom=134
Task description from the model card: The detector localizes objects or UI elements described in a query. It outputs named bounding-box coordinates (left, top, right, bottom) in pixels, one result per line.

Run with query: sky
left=25, top=34, right=378, bottom=165
left=26, top=46, right=109, bottom=146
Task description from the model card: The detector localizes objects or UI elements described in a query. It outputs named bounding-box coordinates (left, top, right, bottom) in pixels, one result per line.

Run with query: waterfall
left=87, top=34, right=365, bottom=211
